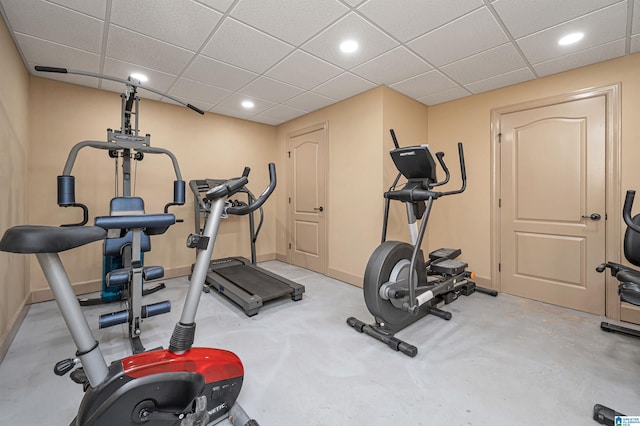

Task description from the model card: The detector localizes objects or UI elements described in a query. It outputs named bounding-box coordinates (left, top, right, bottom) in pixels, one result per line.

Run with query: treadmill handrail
left=226, top=163, right=277, bottom=216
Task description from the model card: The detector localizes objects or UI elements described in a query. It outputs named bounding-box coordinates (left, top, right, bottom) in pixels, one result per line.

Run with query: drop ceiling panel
left=533, top=39, right=626, bottom=77
left=283, top=92, right=336, bottom=112
left=408, top=7, right=508, bottom=67
left=352, top=46, right=432, bottom=85
left=239, top=76, right=304, bottom=103
left=265, top=50, right=343, bottom=90
left=312, top=72, right=376, bottom=100
left=260, top=104, right=307, bottom=121
left=182, top=55, right=257, bottom=91
left=202, top=18, right=293, bottom=74
left=440, top=43, right=526, bottom=85
left=106, top=26, right=195, bottom=75
left=516, top=2, right=628, bottom=64
left=47, top=0, right=106, bottom=19
left=2, top=0, right=103, bottom=53
left=357, top=0, right=483, bottom=42
left=390, top=70, right=458, bottom=99
left=230, top=0, right=348, bottom=46
left=2, top=0, right=638, bottom=125
left=16, top=33, right=100, bottom=72
left=302, top=12, right=398, bottom=69
left=493, top=0, right=622, bottom=39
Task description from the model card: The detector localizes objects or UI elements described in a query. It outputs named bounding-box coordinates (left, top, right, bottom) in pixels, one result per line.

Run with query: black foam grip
left=35, top=66, right=68, bottom=73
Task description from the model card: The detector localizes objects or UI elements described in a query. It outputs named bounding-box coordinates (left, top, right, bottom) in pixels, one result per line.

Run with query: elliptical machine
left=347, top=130, right=497, bottom=357
left=0, top=166, right=269, bottom=423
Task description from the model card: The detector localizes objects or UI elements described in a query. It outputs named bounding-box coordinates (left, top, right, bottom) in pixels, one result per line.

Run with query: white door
left=287, top=125, right=327, bottom=274
left=499, top=96, right=606, bottom=314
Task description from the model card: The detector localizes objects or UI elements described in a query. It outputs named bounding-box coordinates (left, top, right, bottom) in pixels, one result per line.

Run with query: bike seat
left=95, top=214, right=175, bottom=236
left=0, top=225, right=106, bottom=254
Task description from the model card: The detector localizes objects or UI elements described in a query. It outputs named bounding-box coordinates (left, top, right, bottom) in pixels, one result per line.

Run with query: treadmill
left=189, top=167, right=305, bottom=316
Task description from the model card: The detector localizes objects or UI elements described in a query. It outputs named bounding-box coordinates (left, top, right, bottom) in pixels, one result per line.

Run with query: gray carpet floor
left=0, top=261, right=638, bottom=425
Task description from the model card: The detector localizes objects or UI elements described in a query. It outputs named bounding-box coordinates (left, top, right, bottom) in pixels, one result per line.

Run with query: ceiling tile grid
left=0, top=0, right=637, bottom=125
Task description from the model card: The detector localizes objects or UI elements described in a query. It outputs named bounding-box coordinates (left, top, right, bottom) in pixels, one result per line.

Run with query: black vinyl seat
left=0, top=225, right=106, bottom=254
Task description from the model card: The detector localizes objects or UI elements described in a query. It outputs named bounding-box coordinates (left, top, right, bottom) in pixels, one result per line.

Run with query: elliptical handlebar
left=384, top=142, right=467, bottom=202
left=431, top=151, right=450, bottom=187
left=623, top=190, right=640, bottom=233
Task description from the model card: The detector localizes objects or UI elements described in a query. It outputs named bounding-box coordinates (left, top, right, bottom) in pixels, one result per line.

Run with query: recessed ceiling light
left=558, top=32, right=584, bottom=46
left=242, top=100, right=255, bottom=109
left=129, top=73, right=148, bottom=83
left=340, top=39, right=358, bottom=53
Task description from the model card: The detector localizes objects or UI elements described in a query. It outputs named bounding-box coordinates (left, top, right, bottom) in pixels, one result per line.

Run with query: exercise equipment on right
left=592, top=189, right=640, bottom=425
left=347, top=129, right=497, bottom=357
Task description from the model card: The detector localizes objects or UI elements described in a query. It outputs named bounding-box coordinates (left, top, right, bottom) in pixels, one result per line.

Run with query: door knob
left=314, top=206, right=324, bottom=212
left=581, top=213, right=601, bottom=221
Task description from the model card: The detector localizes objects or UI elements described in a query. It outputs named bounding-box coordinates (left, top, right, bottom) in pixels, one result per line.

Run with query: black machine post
left=36, top=66, right=199, bottom=354
left=347, top=129, right=498, bottom=357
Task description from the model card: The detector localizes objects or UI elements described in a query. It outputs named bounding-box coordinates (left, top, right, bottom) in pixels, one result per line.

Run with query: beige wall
left=28, top=77, right=278, bottom=299
left=426, top=53, right=640, bottom=286
left=0, top=17, right=30, bottom=357
left=276, top=87, right=385, bottom=285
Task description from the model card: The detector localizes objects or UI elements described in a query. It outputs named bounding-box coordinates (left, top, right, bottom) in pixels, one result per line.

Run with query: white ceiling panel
left=302, top=12, right=399, bottom=69
left=106, top=26, right=195, bottom=75
left=312, top=72, right=376, bottom=101
left=230, top=0, right=348, bottom=46
left=182, top=55, right=257, bottom=91
left=239, top=77, right=304, bottom=103
left=516, top=2, right=628, bottom=65
left=102, top=58, right=178, bottom=93
left=465, top=67, right=534, bottom=94
left=202, top=18, right=293, bottom=74
left=533, top=39, right=626, bottom=77
left=492, top=0, right=622, bottom=39
left=390, top=70, right=458, bottom=99
left=213, top=93, right=276, bottom=116
left=2, top=0, right=638, bottom=125
left=357, top=0, right=483, bottom=42
left=47, top=0, right=106, bottom=19
left=17, top=33, right=100, bottom=73
left=2, top=0, right=103, bottom=53
left=259, top=104, right=307, bottom=121
left=110, top=0, right=222, bottom=52
left=418, top=86, right=471, bottom=106
left=440, top=43, right=526, bottom=85
left=283, top=92, right=337, bottom=112
left=196, top=0, right=236, bottom=14
left=408, top=7, right=508, bottom=67
left=168, top=78, right=231, bottom=105
left=265, top=51, right=343, bottom=90
left=352, top=47, right=432, bottom=85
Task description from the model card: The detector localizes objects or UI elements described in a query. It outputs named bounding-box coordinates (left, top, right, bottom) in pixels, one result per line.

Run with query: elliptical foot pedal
left=429, top=247, right=461, bottom=260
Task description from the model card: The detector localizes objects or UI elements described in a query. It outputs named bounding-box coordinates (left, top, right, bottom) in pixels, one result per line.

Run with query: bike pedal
left=70, top=367, right=88, bottom=386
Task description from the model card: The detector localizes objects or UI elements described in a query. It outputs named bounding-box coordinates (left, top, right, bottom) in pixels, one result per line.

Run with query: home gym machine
left=0, top=167, right=266, bottom=425
left=347, top=129, right=498, bottom=357
left=592, top=189, right=640, bottom=425
left=189, top=166, right=304, bottom=316
left=36, top=66, right=204, bottom=353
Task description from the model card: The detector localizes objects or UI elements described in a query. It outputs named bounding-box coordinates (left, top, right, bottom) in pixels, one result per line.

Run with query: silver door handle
left=581, top=213, right=601, bottom=221
left=314, top=206, right=324, bottom=212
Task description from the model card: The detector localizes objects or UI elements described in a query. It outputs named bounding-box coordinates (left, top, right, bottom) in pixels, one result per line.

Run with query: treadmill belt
left=213, top=264, right=292, bottom=301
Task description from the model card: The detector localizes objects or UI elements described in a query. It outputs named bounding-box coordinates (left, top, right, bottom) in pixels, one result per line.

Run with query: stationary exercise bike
left=592, top=189, right=640, bottom=425
left=347, top=130, right=497, bottom=357
left=0, top=165, right=270, bottom=424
